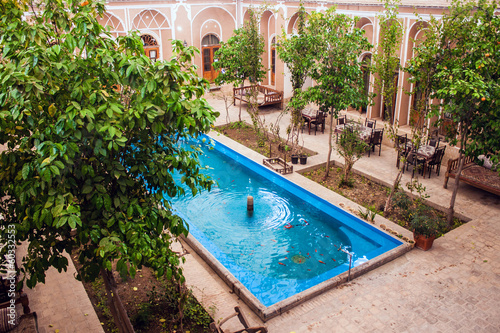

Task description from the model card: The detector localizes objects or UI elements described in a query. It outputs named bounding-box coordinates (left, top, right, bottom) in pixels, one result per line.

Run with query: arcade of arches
left=103, top=0, right=453, bottom=127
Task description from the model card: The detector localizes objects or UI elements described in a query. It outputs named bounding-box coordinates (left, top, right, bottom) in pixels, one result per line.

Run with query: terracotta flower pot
left=413, top=232, right=436, bottom=251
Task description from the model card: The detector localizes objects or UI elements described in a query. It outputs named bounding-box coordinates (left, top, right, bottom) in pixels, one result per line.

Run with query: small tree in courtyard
left=277, top=2, right=314, bottom=156
left=214, top=7, right=266, bottom=123
left=414, top=0, right=500, bottom=226
left=300, top=7, right=371, bottom=178
left=371, top=0, right=405, bottom=212
left=336, top=126, right=369, bottom=187
left=0, top=1, right=218, bottom=332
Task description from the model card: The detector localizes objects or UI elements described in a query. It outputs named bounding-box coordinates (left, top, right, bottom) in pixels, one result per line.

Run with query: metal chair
left=427, top=136, right=441, bottom=148
left=368, top=128, right=384, bottom=157
left=310, top=111, right=326, bottom=135
left=425, top=146, right=446, bottom=178
left=365, top=118, right=376, bottom=129
left=210, top=306, right=268, bottom=333
left=404, top=149, right=425, bottom=178
left=336, top=115, right=348, bottom=142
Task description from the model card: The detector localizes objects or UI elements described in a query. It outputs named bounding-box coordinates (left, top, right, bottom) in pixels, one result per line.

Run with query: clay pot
left=413, top=233, right=436, bottom=251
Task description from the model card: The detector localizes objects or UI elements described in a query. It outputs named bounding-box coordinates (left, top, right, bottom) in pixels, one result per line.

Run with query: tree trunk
left=324, top=108, right=335, bottom=179
left=100, top=268, right=135, bottom=333
left=447, top=151, right=465, bottom=227
left=344, top=160, right=353, bottom=184
left=384, top=162, right=405, bottom=213
left=447, top=127, right=468, bottom=227
left=238, top=81, right=244, bottom=123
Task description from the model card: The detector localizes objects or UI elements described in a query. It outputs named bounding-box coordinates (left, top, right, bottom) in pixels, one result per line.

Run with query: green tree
left=277, top=2, right=314, bottom=156
left=300, top=7, right=371, bottom=178
left=214, top=7, right=266, bottom=122
left=372, top=0, right=403, bottom=125
left=336, top=126, right=369, bottom=187
left=371, top=0, right=405, bottom=212
left=418, top=0, right=500, bottom=226
left=0, top=1, right=218, bottom=331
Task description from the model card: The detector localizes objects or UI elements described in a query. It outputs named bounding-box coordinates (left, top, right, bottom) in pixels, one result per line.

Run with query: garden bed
left=215, top=122, right=317, bottom=162
left=218, top=122, right=465, bottom=235
left=71, top=255, right=214, bottom=333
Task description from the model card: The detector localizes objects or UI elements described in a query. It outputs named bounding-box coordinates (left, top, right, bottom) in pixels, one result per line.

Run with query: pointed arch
left=98, top=12, right=126, bottom=37
left=132, top=9, right=170, bottom=31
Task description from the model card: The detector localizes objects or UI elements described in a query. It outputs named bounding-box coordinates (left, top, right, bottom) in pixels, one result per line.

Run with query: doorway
left=271, top=37, right=276, bottom=85
left=202, top=34, right=220, bottom=82
left=360, top=54, right=371, bottom=114
left=141, top=34, right=159, bottom=62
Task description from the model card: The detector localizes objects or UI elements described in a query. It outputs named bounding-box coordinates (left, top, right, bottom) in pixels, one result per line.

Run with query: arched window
left=202, top=34, right=220, bottom=82
left=202, top=34, right=220, bottom=47
left=141, top=34, right=159, bottom=61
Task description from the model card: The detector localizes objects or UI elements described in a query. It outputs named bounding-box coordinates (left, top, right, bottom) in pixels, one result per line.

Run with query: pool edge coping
left=182, top=233, right=413, bottom=322
left=178, top=132, right=415, bottom=321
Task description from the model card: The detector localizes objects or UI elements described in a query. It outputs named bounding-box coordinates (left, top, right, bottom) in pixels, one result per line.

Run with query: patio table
left=302, top=107, right=326, bottom=134
left=406, top=144, right=436, bottom=178
left=334, top=123, right=372, bottom=142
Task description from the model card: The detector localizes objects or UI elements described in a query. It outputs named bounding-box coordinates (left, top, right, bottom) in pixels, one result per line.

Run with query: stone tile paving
left=18, top=243, right=104, bottom=333
left=181, top=94, right=500, bottom=332
left=7, top=92, right=500, bottom=332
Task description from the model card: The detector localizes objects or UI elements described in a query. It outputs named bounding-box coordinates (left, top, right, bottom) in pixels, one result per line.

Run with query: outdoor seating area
left=400, top=136, right=446, bottom=179
left=301, top=106, right=326, bottom=135
left=233, top=85, right=283, bottom=108
left=334, top=116, right=383, bottom=158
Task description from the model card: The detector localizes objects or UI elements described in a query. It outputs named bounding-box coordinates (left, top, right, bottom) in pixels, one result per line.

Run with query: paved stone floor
left=181, top=92, right=500, bottom=332
left=13, top=90, right=500, bottom=332
left=18, top=243, right=104, bottom=333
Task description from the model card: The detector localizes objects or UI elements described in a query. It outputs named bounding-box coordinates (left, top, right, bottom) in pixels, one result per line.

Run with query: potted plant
left=408, top=207, right=443, bottom=251
left=299, top=153, right=308, bottom=165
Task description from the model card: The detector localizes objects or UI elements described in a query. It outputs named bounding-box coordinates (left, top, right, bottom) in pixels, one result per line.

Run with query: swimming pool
left=170, top=135, right=409, bottom=320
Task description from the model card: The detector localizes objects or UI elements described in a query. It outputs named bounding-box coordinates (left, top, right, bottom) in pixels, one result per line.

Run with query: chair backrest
left=373, top=129, right=383, bottom=144
left=434, top=146, right=446, bottom=164
left=396, top=134, right=407, bottom=150
left=365, top=119, right=376, bottom=129
left=337, top=115, right=347, bottom=126
left=428, top=137, right=441, bottom=148
left=316, top=111, right=325, bottom=122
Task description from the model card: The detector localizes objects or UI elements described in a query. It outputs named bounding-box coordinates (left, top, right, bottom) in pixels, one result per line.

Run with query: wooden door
left=202, top=46, right=219, bottom=82
left=145, top=47, right=159, bottom=61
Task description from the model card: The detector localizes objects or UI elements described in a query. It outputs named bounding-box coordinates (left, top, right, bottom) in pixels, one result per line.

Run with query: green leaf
left=95, top=184, right=106, bottom=193
left=82, top=185, right=93, bottom=194
left=52, top=204, right=64, bottom=217
left=68, top=215, right=77, bottom=228
left=103, top=195, right=111, bottom=211
left=22, top=164, right=30, bottom=180
left=107, top=218, right=116, bottom=228
left=49, top=165, right=60, bottom=176
left=118, top=221, right=126, bottom=234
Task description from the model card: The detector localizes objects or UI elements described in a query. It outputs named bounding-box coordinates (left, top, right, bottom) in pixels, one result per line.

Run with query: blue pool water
left=169, top=136, right=402, bottom=307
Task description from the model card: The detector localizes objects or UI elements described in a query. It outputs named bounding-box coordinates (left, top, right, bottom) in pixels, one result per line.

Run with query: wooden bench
left=233, top=85, right=283, bottom=108
left=444, top=155, right=500, bottom=196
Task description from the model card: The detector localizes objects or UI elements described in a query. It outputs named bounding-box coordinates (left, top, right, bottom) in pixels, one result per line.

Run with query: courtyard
left=20, top=92, right=500, bottom=333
